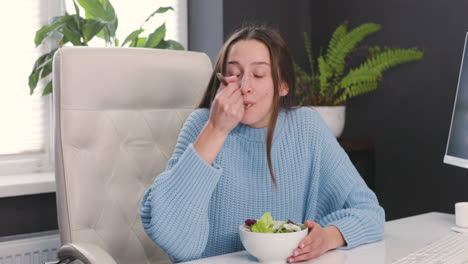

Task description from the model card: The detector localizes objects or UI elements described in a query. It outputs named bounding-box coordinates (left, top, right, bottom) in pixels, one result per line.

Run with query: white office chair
left=53, top=47, right=212, bottom=264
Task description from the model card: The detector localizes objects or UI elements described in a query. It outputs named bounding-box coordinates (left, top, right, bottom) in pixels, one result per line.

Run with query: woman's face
left=225, top=40, right=288, bottom=128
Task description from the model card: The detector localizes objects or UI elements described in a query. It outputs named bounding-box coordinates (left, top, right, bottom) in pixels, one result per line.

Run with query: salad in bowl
left=244, top=212, right=304, bottom=233
left=239, top=212, right=308, bottom=264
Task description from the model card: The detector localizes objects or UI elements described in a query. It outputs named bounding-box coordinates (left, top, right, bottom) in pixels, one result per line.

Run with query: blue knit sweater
left=139, top=107, right=385, bottom=263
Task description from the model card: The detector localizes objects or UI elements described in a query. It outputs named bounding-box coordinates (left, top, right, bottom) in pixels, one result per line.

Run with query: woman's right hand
left=208, top=75, right=243, bottom=135
left=194, top=75, right=242, bottom=164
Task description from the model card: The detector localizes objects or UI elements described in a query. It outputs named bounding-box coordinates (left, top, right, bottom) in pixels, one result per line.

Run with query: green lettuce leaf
left=251, top=212, right=274, bottom=233
left=251, top=221, right=273, bottom=233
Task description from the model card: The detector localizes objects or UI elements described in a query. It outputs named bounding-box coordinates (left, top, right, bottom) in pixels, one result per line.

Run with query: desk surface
left=181, top=212, right=455, bottom=264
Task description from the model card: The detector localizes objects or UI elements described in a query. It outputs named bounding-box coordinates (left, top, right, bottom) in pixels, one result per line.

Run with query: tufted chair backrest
left=53, top=47, right=212, bottom=264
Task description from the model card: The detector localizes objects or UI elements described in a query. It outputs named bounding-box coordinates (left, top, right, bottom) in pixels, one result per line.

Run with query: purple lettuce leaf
left=245, top=219, right=257, bottom=227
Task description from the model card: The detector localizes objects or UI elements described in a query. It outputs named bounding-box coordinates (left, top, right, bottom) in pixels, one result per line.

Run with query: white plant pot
left=310, top=105, right=346, bottom=138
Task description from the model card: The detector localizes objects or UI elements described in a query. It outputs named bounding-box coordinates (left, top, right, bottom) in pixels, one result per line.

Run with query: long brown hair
left=198, top=25, right=296, bottom=186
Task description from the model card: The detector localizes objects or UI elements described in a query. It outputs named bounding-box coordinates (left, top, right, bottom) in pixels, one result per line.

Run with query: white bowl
left=239, top=222, right=308, bottom=264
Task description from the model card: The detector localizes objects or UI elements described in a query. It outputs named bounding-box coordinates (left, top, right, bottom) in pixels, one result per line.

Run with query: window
left=0, top=0, right=187, bottom=177
left=0, top=0, right=62, bottom=175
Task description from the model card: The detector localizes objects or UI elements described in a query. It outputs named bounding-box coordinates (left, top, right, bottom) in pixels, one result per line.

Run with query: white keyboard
left=392, top=233, right=468, bottom=264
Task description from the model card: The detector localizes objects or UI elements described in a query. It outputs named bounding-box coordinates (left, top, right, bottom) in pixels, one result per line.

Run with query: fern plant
left=295, top=22, right=424, bottom=105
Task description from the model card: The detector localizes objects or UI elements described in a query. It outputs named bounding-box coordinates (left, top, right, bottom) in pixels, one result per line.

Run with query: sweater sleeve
left=139, top=109, right=222, bottom=262
left=307, top=110, right=385, bottom=249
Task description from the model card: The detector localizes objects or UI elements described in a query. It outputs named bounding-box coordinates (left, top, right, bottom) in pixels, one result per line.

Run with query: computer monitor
left=444, top=32, right=468, bottom=168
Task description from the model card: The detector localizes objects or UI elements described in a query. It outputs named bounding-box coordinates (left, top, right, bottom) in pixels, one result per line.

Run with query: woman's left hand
left=288, top=220, right=345, bottom=263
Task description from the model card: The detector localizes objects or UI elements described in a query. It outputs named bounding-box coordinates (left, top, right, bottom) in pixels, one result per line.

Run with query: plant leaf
left=100, top=0, right=116, bottom=20
left=95, top=17, right=118, bottom=44
left=42, top=81, right=53, bottom=96
left=363, top=48, right=424, bottom=73
left=294, top=61, right=317, bottom=105
left=368, top=46, right=382, bottom=59
left=72, top=0, right=82, bottom=31
left=144, top=23, right=166, bottom=48
left=76, top=0, right=114, bottom=21
left=83, top=18, right=106, bottom=43
left=303, top=32, right=314, bottom=77
left=327, top=23, right=347, bottom=59
left=334, top=80, right=378, bottom=104
left=77, top=0, right=116, bottom=44
left=156, top=39, right=184, bottom=50
left=107, top=16, right=118, bottom=39
left=29, top=49, right=56, bottom=95
left=337, top=47, right=423, bottom=97
left=339, top=67, right=381, bottom=90
left=62, top=21, right=83, bottom=46
left=28, top=59, right=52, bottom=95
left=72, top=0, right=81, bottom=17
left=140, top=6, right=173, bottom=28
left=40, top=60, right=53, bottom=78
left=28, top=68, right=41, bottom=95
left=318, top=56, right=332, bottom=96
left=136, top=37, right=147, bottom=47
left=326, top=23, right=381, bottom=80
left=34, top=15, right=67, bottom=47
left=121, top=29, right=144, bottom=47
left=31, top=52, right=51, bottom=74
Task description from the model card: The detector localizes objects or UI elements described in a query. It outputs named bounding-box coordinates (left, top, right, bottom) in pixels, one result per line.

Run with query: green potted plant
left=294, top=22, right=424, bottom=137
left=29, top=0, right=183, bottom=96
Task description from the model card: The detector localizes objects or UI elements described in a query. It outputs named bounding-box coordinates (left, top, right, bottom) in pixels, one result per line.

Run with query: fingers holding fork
left=216, top=72, right=229, bottom=85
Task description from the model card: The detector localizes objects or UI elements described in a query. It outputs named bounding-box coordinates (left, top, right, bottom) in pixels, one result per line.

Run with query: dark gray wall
left=188, top=0, right=223, bottom=64
left=320, top=0, right=468, bottom=220
left=223, top=0, right=468, bottom=220
left=223, top=0, right=313, bottom=71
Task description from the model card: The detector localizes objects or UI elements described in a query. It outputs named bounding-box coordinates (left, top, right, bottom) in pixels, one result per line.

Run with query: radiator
left=0, top=231, right=60, bottom=264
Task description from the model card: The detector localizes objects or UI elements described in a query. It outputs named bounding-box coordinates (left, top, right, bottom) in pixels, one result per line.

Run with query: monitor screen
left=444, top=32, right=468, bottom=168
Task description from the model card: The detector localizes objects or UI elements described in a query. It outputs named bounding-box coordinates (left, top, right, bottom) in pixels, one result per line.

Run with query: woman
left=140, top=25, right=385, bottom=263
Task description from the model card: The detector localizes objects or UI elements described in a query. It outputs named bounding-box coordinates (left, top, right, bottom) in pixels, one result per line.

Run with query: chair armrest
left=57, top=243, right=117, bottom=264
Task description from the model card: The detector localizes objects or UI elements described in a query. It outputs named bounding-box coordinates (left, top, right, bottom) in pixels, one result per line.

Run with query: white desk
left=181, top=212, right=456, bottom=264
